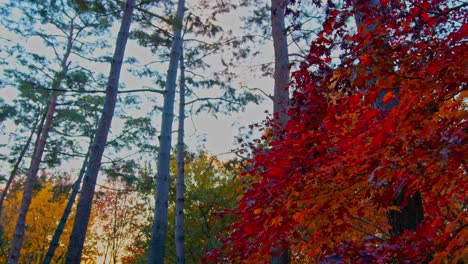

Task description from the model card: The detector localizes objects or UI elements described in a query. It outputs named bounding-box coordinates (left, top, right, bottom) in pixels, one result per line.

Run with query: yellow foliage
left=0, top=179, right=97, bottom=263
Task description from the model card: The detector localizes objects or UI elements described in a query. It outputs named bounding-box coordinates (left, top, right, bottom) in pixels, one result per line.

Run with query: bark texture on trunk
left=271, top=0, right=290, bottom=127
left=148, top=1, right=186, bottom=262
left=270, top=0, right=290, bottom=263
left=65, top=1, right=135, bottom=262
left=174, top=45, right=186, bottom=264
left=42, top=137, right=92, bottom=264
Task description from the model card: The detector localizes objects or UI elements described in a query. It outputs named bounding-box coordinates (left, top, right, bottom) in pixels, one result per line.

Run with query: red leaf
left=360, top=54, right=370, bottom=65
left=382, top=90, right=394, bottom=104
left=364, top=108, right=378, bottom=120
left=426, top=64, right=438, bottom=75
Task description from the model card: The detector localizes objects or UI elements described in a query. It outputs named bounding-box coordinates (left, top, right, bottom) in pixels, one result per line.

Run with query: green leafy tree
left=124, top=152, right=242, bottom=264
left=168, top=153, right=242, bottom=263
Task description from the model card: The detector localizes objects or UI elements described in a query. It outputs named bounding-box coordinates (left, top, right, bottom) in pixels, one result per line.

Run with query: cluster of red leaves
left=209, top=0, right=467, bottom=263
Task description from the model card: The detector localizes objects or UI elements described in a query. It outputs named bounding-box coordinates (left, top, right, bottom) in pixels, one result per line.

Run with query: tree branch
left=241, top=85, right=273, bottom=101
left=352, top=215, right=391, bottom=237
left=26, top=86, right=166, bottom=95
left=350, top=225, right=387, bottom=241
left=184, top=96, right=242, bottom=106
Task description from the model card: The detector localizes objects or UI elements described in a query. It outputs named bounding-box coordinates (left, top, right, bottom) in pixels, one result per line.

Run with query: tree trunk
left=65, top=1, right=135, bottom=262
left=0, top=110, right=44, bottom=219
left=7, top=39, right=72, bottom=262
left=270, top=0, right=290, bottom=263
left=7, top=94, right=59, bottom=264
left=351, top=0, right=424, bottom=241
left=175, top=45, right=186, bottom=264
left=271, top=0, right=290, bottom=127
left=387, top=190, right=424, bottom=236
left=148, top=0, right=186, bottom=262
left=42, top=136, right=92, bottom=264
left=0, top=110, right=44, bottom=247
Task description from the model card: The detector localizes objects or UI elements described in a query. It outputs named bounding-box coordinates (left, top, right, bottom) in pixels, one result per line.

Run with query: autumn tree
left=0, top=175, right=98, bottom=263
left=214, top=0, right=467, bottom=263
left=42, top=133, right=95, bottom=264
left=89, top=177, right=152, bottom=264
left=235, top=1, right=325, bottom=262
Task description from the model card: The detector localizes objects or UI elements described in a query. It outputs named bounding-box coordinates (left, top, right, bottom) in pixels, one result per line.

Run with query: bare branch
left=25, top=86, right=166, bottom=95
left=184, top=96, right=242, bottom=106
left=288, top=52, right=308, bottom=60
left=352, top=215, right=391, bottom=237
left=241, top=85, right=273, bottom=101
left=350, top=225, right=387, bottom=241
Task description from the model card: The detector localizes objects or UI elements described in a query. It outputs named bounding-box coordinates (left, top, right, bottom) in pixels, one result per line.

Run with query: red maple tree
left=210, top=0, right=467, bottom=263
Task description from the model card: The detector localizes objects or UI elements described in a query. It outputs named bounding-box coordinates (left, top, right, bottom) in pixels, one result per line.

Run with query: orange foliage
left=212, top=0, right=467, bottom=263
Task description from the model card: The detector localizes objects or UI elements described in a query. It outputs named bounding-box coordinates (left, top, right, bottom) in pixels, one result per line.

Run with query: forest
left=0, top=0, right=466, bottom=263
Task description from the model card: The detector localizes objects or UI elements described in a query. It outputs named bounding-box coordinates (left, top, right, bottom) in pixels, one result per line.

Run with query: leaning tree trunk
left=270, top=0, right=290, bottom=263
left=7, top=33, right=73, bottom=263
left=174, top=44, right=186, bottom=264
left=65, top=1, right=135, bottom=263
left=8, top=95, right=59, bottom=264
left=0, top=110, right=44, bottom=245
left=42, top=135, right=93, bottom=264
left=351, top=0, right=424, bottom=237
left=0, top=110, right=44, bottom=219
left=148, top=0, right=186, bottom=262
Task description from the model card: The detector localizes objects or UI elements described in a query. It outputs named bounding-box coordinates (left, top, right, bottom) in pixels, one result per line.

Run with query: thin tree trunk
left=42, top=136, right=92, bottom=264
left=111, top=191, right=119, bottom=264
left=175, top=45, right=186, bottom=264
left=65, top=1, right=135, bottom=263
left=7, top=96, right=59, bottom=264
left=270, top=0, right=290, bottom=263
left=0, top=110, right=44, bottom=249
left=148, top=0, right=186, bottom=262
left=271, top=0, right=290, bottom=127
left=351, top=0, right=424, bottom=239
left=7, top=30, right=73, bottom=262
left=0, top=110, right=44, bottom=219
left=103, top=239, right=110, bottom=264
